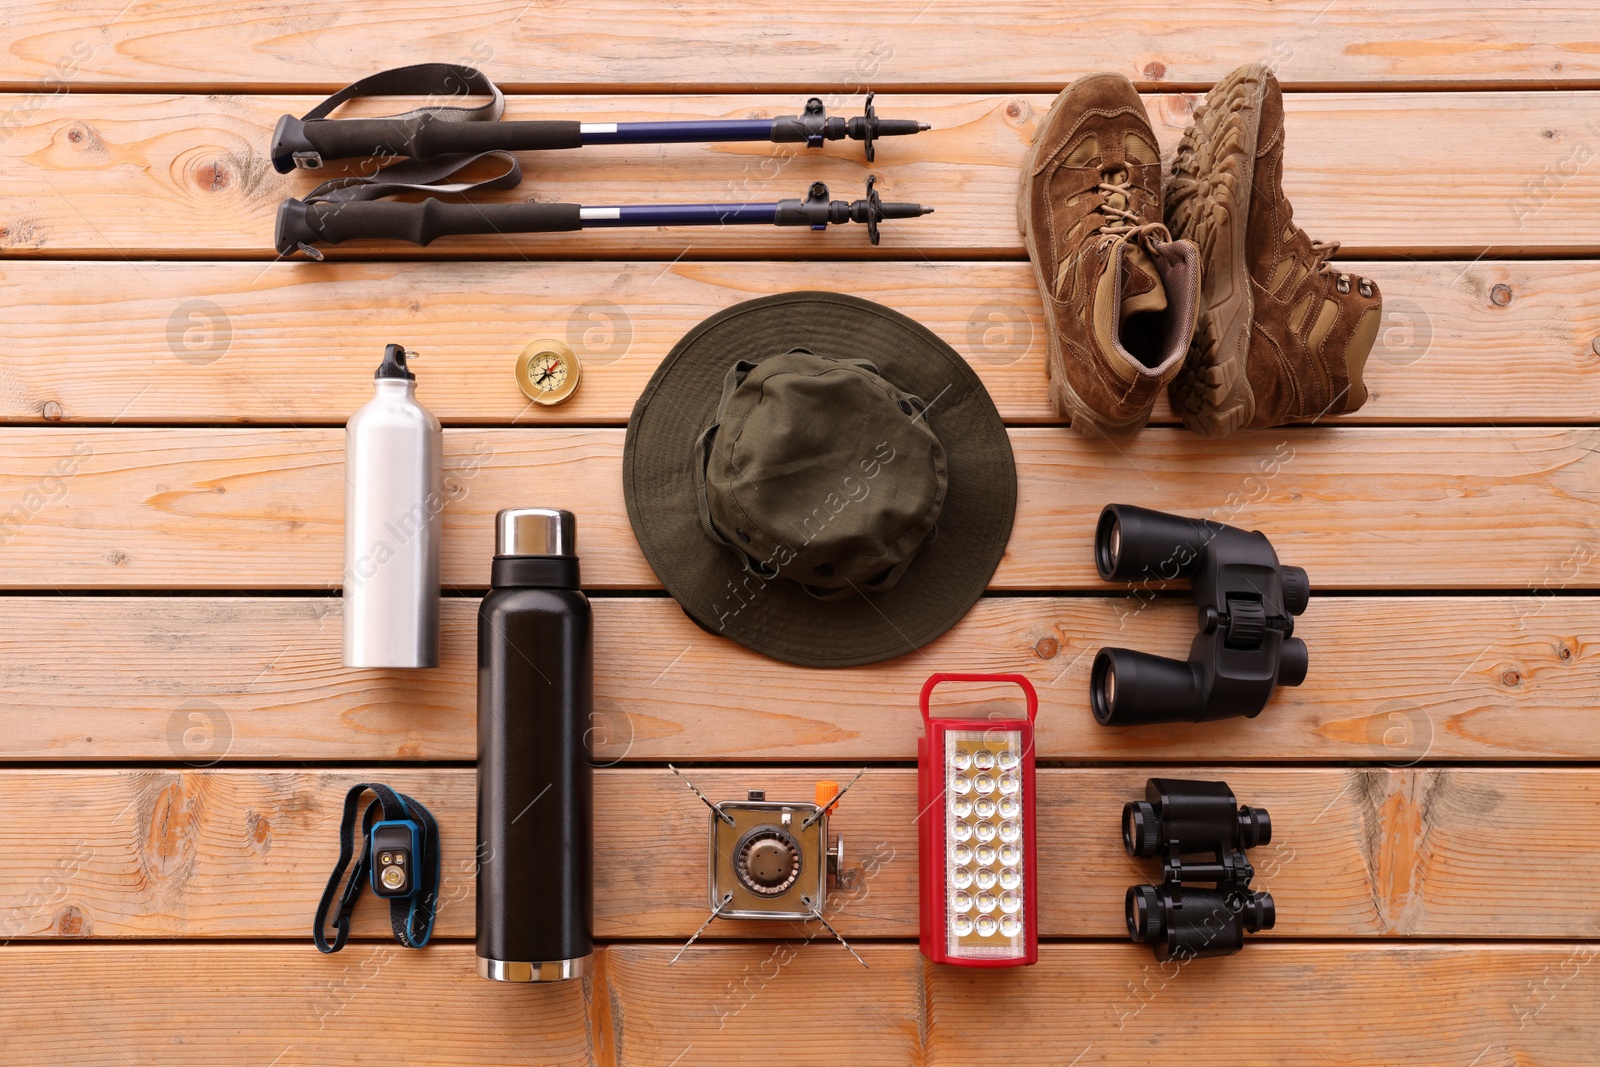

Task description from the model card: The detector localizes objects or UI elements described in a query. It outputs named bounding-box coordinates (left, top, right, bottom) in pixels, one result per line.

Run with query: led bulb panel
left=944, top=728, right=1026, bottom=959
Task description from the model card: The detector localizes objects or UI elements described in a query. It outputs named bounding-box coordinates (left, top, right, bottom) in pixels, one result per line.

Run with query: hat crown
left=702, top=349, right=947, bottom=593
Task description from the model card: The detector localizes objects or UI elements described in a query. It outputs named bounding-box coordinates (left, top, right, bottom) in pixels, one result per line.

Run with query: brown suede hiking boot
left=1165, top=63, right=1383, bottom=436
left=1018, top=73, right=1200, bottom=435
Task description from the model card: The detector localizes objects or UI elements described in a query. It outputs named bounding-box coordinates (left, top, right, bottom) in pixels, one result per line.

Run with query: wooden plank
left=2, top=1, right=1597, bottom=90
left=2, top=596, right=1592, bottom=762
left=927, top=943, right=1600, bottom=1066
left=1, top=942, right=1594, bottom=1065
left=3, top=258, right=1593, bottom=426
left=0, top=427, right=1594, bottom=591
left=4, top=767, right=1596, bottom=941
left=5, top=92, right=1600, bottom=258
left=0, top=943, right=921, bottom=1067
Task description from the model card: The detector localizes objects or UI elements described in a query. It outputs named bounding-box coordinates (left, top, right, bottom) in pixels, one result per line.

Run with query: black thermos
left=476, top=507, right=594, bottom=981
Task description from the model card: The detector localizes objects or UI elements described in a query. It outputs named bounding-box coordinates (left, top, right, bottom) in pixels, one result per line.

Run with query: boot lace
left=1090, top=169, right=1171, bottom=248
left=1309, top=238, right=1374, bottom=297
left=1055, top=169, right=1172, bottom=295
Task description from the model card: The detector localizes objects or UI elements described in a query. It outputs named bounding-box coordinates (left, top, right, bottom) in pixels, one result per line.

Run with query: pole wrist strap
left=294, top=63, right=522, bottom=206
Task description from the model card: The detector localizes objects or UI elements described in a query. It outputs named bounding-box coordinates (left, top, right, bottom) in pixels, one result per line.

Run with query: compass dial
left=516, top=339, right=582, bottom=405
left=531, top=355, right=567, bottom=391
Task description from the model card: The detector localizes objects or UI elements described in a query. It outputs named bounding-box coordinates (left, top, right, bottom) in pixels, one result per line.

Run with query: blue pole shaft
left=579, top=119, right=776, bottom=145
left=578, top=203, right=781, bottom=227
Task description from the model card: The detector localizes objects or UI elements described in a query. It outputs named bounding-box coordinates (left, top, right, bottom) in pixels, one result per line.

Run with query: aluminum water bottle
left=342, top=344, right=442, bottom=668
left=477, top=508, right=594, bottom=981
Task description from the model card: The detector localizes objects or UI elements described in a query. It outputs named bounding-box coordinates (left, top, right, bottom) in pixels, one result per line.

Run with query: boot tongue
left=1118, top=242, right=1167, bottom=325
left=1096, top=167, right=1168, bottom=324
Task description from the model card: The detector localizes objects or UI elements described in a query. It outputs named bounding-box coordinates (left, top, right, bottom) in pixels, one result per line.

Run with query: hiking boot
left=1165, top=63, right=1383, bottom=436
left=1018, top=73, right=1200, bottom=435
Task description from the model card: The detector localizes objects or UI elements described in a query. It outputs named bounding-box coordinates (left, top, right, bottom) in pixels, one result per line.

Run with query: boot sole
left=1017, top=73, right=1153, bottom=437
left=1164, top=63, right=1270, bottom=437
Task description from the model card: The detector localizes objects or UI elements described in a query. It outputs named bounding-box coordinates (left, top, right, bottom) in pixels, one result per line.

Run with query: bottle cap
left=376, top=343, right=416, bottom=381
left=496, top=508, right=576, bottom=557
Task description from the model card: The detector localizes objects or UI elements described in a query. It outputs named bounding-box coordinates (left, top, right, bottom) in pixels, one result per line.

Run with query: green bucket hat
left=623, top=292, right=1016, bottom=668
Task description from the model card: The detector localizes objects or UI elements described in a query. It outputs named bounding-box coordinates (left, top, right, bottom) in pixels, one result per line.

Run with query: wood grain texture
left=2, top=942, right=1595, bottom=1066
left=2, top=258, right=1591, bottom=425
left=0, top=427, right=1594, bottom=591
left=2, top=1, right=1596, bottom=90
left=5, top=92, right=1599, bottom=258
left=927, top=942, right=1600, bottom=1067
left=2, top=596, right=1591, bottom=762
left=3, top=2, right=1598, bottom=1059
left=3, top=767, right=1595, bottom=941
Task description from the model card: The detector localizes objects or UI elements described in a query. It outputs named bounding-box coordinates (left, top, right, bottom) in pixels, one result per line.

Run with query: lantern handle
left=919, top=673, right=1038, bottom=724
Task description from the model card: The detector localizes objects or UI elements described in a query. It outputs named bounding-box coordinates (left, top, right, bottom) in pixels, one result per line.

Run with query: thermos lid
left=496, top=508, right=576, bottom=557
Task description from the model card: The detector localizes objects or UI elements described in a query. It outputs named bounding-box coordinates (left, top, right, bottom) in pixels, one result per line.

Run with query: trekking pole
left=274, top=80, right=929, bottom=171
left=275, top=177, right=932, bottom=257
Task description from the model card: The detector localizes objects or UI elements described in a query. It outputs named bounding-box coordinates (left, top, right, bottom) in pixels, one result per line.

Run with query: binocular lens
left=1094, top=503, right=1208, bottom=582
left=1126, top=884, right=1162, bottom=941
left=1091, top=648, right=1205, bottom=726
left=1098, top=515, right=1121, bottom=577
left=1089, top=652, right=1115, bottom=725
left=1122, top=801, right=1160, bottom=857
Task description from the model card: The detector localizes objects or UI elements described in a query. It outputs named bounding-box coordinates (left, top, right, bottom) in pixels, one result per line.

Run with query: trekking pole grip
left=275, top=197, right=582, bottom=254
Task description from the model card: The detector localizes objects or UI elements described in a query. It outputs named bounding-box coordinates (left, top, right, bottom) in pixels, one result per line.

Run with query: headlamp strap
left=313, top=782, right=441, bottom=953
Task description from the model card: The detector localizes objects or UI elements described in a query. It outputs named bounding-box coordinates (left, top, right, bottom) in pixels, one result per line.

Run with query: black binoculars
left=1123, top=778, right=1276, bottom=960
left=1091, top=504, right=1310, bottom=727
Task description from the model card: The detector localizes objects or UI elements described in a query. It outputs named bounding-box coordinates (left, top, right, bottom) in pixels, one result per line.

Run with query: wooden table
left=3, top=3, right=1599, bottom=1063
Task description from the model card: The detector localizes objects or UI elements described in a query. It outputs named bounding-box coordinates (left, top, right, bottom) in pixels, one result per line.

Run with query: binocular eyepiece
left=1122, top=778, right=1276, bottom=960
left=1092, top=504, right=1310, bottom=727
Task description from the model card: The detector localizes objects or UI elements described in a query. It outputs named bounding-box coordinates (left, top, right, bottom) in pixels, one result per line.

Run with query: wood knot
left=1500, top=669, right=1522, bottom=687
left=1558, top=645, right=1574, bottom=662
left=142, top=777, right=203, bottom=883
left=67, top=126, right=85, bottom=144
left=201, top=159, right=232, bottom=193
left=1490, top=283, right=1514, bottom=307
left=41, top=400, right=63, bottom=421
left=55, top=904, right=91, bottom=937
left=246, top=810, right=272, bottom=855
left=1035, top=637, right=1059, bottom=659
left=1143, top=61, right=1166, bottom=81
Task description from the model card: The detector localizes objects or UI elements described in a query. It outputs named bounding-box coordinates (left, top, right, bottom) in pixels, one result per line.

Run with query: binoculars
left=1123, top=778, right=1275, bottom=960
left=1091, top=504, right=1310, bottom=727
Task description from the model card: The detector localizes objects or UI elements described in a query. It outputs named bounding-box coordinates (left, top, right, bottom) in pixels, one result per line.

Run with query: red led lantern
left=918, top=672, right=1038, bottom=967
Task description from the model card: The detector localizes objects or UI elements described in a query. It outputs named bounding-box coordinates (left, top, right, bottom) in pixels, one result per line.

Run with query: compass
left=515, top=339, right=582, bottom=405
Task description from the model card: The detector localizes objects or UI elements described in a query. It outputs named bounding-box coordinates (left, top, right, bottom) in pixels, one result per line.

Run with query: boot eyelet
left=1358, top=280, right=1374, bottom=298
left=1337, top=276, right=1350, bottom=294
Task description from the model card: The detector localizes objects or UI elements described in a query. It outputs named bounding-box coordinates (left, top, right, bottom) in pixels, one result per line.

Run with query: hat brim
left=623, top=292, right=1016, bottom=668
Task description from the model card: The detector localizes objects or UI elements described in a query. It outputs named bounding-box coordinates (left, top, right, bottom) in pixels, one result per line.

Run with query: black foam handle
left=276, top=114, right=583, bottom=167
left=276, top=197, right=583, bottom=252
